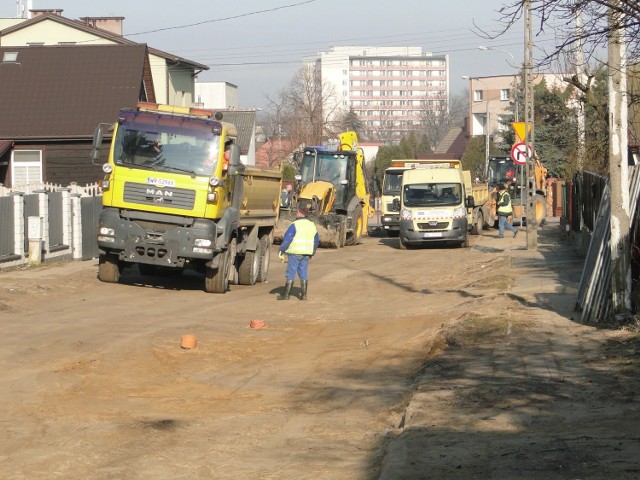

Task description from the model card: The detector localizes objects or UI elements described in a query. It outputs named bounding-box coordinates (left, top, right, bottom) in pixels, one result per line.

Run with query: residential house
left=0, top=10, right=209, bottom=107
left=256, top=139, right=296, bottom=169
left=0, top=44, right=153, bottom=187
left=465, top=73, right=569, bottom=143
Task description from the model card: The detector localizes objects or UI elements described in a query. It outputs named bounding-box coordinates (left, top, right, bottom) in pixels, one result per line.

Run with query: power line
left=124, top=0, right=317, bottom=37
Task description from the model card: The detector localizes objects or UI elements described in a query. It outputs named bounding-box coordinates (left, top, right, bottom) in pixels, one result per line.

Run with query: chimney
left=80, top=16, right=124, bottom=36
left=30, top=9, right=64, bottom=18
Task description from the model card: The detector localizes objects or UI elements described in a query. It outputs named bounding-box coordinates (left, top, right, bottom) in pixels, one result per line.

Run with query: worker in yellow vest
left=497, top=183, right=520, bottom=238
left=277, top=205, right=319, bottom=300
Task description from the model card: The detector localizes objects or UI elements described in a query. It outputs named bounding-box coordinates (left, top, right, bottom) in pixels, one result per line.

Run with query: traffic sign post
left=510, top=142, right=532, bottom=165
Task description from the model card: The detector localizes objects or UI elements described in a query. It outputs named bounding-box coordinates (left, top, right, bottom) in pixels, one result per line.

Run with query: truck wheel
left=256, top=234, right=271, bottom=283
left=471, top=213, right=484, bottom=235
left=387, top=230, right=400, bottom=238
left=98, top=253, right=121, bottom=283
left=205, top=248, right=230, bottom=293
left=238, top=249, right=260, bottom=285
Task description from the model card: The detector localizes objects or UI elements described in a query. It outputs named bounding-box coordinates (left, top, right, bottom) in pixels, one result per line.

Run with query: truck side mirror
left=90, top=123, right=113, bottom=165
left=466, top=195, right=475, bottom=209
left=392, top=197, right=400, bottom=212
left=229, top=144, right=241, bottom=167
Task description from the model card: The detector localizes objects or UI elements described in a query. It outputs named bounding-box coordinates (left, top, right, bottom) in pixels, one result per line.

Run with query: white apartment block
left=304, top=46, right=449, bottom=142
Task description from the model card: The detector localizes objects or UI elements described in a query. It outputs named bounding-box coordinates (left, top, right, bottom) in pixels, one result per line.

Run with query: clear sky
left=1, top=0, right=558, bottom=109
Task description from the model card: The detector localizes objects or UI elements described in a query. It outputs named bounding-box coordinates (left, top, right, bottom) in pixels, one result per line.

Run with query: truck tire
left=205, top=248, right=230, bottom=293
left=345, top=206, right=363, bottom=246
left=238, top=249, right=260, bottom=285
left=256, top=234, right=271, bottom=283
left=387, top=230, right=400, bottom=238
left=471, top=213, right=484, bottom=235
left=534, top=194, right=546, bottom=225
left=98, top=253, right=121, bottom=283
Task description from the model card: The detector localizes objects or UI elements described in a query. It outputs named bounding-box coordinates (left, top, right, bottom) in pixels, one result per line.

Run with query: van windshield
left=403, top=183, right=462, bottom=207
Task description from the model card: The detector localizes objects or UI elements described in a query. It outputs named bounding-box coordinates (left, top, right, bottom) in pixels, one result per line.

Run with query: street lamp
left=478, top=46, right=519, bottom=122
left=463, top=75, right=490, bottom=178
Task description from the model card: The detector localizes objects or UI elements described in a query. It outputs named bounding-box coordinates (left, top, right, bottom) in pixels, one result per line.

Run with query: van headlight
left=453, top=206, right=467, bottom=219
left=401, top=209, right=412, bottom=220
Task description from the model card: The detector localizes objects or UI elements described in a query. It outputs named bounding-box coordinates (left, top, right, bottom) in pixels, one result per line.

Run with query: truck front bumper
left=97, top=207, right=218, bottom=267
left=381, top=214, right=400, bottom=231
left=399, top=217, right=468, bottom=246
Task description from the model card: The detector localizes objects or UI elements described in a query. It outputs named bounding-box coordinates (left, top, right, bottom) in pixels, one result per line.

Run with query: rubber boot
left=300, top=280, right=308, bottom=300
left=277, top=280, right=293, bottom=300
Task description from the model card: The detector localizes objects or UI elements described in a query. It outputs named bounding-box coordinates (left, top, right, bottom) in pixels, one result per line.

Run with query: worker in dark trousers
left=497, top=183, right=519, bottom=238
left=277, top=205, right=319, bottom=300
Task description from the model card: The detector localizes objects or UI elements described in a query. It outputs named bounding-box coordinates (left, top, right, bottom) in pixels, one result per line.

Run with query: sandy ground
left=0, top=220, right=638, bottom=479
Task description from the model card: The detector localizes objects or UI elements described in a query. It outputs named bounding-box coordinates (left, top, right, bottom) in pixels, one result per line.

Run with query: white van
left=396, top=161, right=475, bottom=249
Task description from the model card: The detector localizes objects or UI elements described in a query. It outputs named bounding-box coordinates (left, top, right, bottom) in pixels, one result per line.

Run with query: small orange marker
left=180, top=335, right=197, bottom=349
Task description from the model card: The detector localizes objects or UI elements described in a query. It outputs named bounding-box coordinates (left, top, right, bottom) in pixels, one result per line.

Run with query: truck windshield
left=112, top=111, right=221, bottom=176
left=383, top=170, right=404, bottom=195
left=299, top=152, right=349, bottom=186
left=403, top=183, right=462, bottom=207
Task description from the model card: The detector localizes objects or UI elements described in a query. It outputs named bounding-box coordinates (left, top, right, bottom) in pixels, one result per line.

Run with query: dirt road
left=1, top=221, right=638, bottom=479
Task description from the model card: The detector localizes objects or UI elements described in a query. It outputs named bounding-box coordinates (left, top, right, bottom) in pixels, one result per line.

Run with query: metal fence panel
left=48, top=191, right=64, bottom=247
left=23, top=194, right=39, bottom=253
left=0, top=196, right=14, bottom=257
left=81, top=196, right=102, bottom=260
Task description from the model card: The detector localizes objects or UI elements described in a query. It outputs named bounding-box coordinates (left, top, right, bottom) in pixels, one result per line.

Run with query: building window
left=500, top=88, right=510, bottom=101
left=473, top=89, right=484, bottom=102
left=12, top=149, right=43, bottom=185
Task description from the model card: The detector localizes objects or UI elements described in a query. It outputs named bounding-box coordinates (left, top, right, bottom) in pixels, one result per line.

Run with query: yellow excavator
left=274, top=131, right=372, bottom=248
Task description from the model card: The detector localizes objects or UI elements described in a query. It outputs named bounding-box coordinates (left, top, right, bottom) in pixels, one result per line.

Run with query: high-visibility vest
left=497, top=191, right=513, bottom=215
left=286, top=219, right=317, bottom=255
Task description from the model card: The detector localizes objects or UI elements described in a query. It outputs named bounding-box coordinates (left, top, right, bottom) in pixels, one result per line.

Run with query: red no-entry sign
left=511, top=142, right=532, bottom=165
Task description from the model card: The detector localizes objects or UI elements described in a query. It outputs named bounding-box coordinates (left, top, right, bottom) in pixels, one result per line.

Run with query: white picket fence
left=0, top=181, right=102, bottom=197
left=0, top=181, right=103, bottom=270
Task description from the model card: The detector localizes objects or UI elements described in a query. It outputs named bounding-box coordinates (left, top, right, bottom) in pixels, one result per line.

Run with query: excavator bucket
left=273, top=211, right=343, bottom=249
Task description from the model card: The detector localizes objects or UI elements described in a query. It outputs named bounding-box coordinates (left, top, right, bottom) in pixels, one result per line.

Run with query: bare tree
left=419, top=92, right=469, bottom=150
left=485, top=1, right=640, bottom=69
left=265, top=66, right=343, bottom=149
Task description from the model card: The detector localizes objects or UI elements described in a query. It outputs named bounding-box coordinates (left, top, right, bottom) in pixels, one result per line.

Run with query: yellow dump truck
left=274, top=131, right=371, bottom=248
left=91, top=102, right=282, bottom=293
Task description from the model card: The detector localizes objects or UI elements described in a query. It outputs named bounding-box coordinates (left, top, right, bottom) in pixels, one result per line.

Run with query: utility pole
left=608, top=0, right=631, bottom=314
left=575, top=11, right=586, bottom=174
left=524, top=0, right=537, bottom=249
